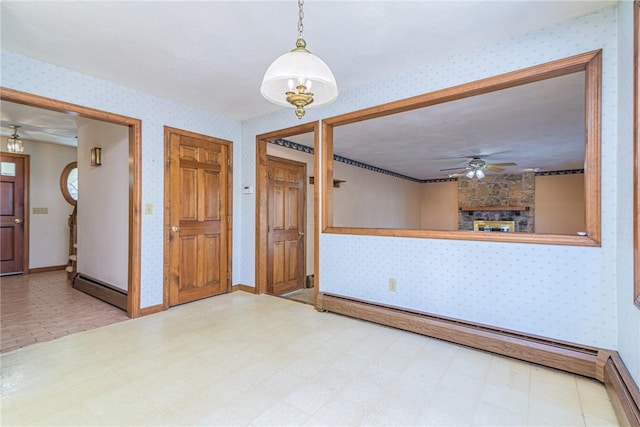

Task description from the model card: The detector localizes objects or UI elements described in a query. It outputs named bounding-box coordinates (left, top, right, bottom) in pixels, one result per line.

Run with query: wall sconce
left=91, top=147, right=102, bottom=166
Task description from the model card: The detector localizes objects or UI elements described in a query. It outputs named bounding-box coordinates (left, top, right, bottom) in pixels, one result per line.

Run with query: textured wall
left=244, top=6, right=622, bottom=351
left=615, top=0, right=640, bottom=385
left=77, top=121, right=129, bottom=291
left=1, top=50, right=241, bottom=307
left=332, top=162, right=423, bottom=229
left=534, top=173, right=585, bottom=235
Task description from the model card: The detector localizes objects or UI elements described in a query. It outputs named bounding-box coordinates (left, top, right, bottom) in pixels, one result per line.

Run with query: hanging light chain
left=297, top=0, right=304, bottom=39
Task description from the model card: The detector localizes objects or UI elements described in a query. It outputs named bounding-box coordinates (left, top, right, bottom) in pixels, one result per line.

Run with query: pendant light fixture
left=260, top=0, right=338, bottom=119
left=7, top=125, right=24, bottom=153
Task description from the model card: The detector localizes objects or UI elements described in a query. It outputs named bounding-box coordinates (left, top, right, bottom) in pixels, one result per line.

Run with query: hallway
left=0, top=271, right=129, bottom=353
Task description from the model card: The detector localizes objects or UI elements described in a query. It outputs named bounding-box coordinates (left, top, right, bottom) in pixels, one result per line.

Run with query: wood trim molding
left=140, top=304, right=164, bottom=316
left=321, top=50, right=602, bottom=247
left=28, top=265, right=66, bottom=274
left=255, top=122, right=319, bottom=295
left=232, top=284, right=256, bottom=293
left=320, top=293, right=602, bottom=378
left=1, top=87, right=142, bottom=318
left=59, top=161, right=77, bottom=206
left=603, top=351, right=640, bottom=427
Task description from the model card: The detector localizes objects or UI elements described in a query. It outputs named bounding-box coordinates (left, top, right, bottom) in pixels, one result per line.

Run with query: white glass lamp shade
left=466, top=170, right=475, bottom=179
left=475, top=169, right=485, bottom=179
left=261, top=49, right=338, bottom=108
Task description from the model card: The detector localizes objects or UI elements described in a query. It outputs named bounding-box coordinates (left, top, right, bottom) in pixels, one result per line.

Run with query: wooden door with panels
left=166, top=127, right=232, bottom=306
left=0, top=153, right=28, bottom=275
left=267, top=156, right=306, bottom=295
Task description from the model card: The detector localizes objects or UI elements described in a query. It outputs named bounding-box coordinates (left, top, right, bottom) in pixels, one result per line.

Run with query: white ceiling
left=0, top=1, right=612, bottom=175
left=330, top=72, right=586, bottom=180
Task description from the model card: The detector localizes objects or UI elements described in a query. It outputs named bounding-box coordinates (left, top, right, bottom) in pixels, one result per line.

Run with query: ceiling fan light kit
left=260, top=0, right=338, bottom=119
left=441, top=156, right=516, bottom=179
left=6, top=124, right=24, bottom=153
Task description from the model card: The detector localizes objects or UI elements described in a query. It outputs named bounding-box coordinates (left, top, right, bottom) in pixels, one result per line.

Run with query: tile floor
left=0, top=271, right=129, bottom=353
left=0, top=292, right=620, bottom=426
left=281, top=287, right=315, bottom=305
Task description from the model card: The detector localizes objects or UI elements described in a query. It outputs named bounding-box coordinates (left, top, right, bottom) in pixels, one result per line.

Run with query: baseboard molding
left=603, top=351, right=640, bottom=427
left=232, top=284, right=255, bottom=293
left=319, top=293, right=603, bottom=378
left=28, top=265, right=66, bottom=274
left=72, top=273, right=127, bottom=311
left=140, top=304, right=163, bottom=316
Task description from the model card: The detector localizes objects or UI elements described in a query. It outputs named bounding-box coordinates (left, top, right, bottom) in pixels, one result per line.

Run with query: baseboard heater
left=318, top=292, right=605, bottom=379
left=72, top=273, right=127, bottom=311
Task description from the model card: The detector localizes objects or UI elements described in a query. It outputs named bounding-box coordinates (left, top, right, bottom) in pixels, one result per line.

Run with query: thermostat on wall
left=242, top=185, right=254, bottom=194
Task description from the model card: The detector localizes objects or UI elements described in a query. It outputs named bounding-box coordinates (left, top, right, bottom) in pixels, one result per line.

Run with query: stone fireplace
left=458, top=172, right=534, bottom=233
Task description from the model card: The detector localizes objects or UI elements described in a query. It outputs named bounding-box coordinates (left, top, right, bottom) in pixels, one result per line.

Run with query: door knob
left=171, top=225, right=180, bottom=232
left=14, top=218, right=22, bottom=224
left=298, top=231, right=304, bottom=237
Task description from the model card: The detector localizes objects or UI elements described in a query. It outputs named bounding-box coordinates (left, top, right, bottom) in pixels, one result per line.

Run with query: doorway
left=163, top=126, right=233, bottom=307
left=267, top=155, right=306, bottom=296
left=0, top=87, right=142, bottom=318
left=0, top=152, right=28, bottom=275
left=256, top=122, right=319, bottom=305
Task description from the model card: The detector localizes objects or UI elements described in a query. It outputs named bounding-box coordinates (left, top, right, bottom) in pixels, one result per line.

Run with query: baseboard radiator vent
left=604, top=352, right=640, bottom=427
left=318, top=293, right=604, bottom=379
left=72, top=273, right=127, bottom=311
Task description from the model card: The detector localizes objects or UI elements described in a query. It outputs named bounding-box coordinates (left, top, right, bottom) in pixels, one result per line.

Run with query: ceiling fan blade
left=485, top=165, right=505, bottom=173
left=439, top=166, right=468, bottom=172
left=487, top=162, right=517, bottom=167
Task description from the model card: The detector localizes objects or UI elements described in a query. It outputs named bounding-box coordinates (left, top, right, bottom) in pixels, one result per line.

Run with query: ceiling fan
left=440, top=156, right=516, bottom=179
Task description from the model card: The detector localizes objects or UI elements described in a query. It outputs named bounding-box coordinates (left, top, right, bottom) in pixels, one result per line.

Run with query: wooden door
left=267, top=156, right=306, bottom=295
left=0, top=153, right=27, bottom=275
left=167, top=128, right=231, bottom=306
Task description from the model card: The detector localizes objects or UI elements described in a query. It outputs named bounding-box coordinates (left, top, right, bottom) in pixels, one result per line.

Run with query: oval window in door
left=60, top=162, right=78, bottom=205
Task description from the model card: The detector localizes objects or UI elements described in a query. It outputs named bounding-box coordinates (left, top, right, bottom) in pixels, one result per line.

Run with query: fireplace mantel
left=459, top=206, right=530, bottom=212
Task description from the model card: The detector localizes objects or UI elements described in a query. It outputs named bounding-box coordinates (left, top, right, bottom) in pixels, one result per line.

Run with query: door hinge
left=227, top=271, right=231, bottom=280
left=227, top=158, right=230, bottom=167
left=227, top=214, right=231, bottom=223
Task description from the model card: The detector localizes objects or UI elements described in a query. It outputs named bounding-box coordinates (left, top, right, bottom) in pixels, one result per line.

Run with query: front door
left=166, top=127, right=231, bottom=306
left=267, top=156, right=306, bottom=295
left=0, top=153, right=27, bottom=275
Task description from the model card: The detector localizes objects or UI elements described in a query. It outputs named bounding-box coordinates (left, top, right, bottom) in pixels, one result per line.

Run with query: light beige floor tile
left=195, top=406, right=254, bottom=426
left=577, top=376, right=619, bottom=423
left=283, top=381, right=336, bottom=414
left=251, top=400, right=310, bottom=426
left=447, top=346, right=494, bottom=380
left=427, top=384, right=481, bottom=423
left=312, top=396, right=367, bottom=426
left=336, top=374, right=387, bottom=407
left=584, top=415, right=623, bottom=426
left=480, top=382, right=529, bottom=415
left=472, top=401, right=529, bottom=426
left=528, top=398, right=588, bottom=426
left=365, top=385, right=429, bottom=426
left=0, top=399, right=23, bottom=426
left=0, top=292, right=620, bottom=427
left=222, top=386, right=282, bottom=422
left=417, top=404, right=474, bottom=426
